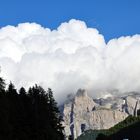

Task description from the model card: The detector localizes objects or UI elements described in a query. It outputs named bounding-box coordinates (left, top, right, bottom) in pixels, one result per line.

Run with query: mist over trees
left=0, top=76, right=64, bottom=140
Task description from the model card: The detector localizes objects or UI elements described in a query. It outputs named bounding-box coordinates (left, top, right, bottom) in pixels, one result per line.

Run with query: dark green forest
left=0, top=76, right=64, bottom=140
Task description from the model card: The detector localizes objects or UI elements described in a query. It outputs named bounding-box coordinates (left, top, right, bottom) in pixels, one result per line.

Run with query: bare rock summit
left=62, top=89, right=129, bottom=139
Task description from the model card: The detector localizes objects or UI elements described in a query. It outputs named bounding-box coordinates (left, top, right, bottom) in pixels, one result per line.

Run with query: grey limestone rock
left=62, top=89, right=129, bottom=139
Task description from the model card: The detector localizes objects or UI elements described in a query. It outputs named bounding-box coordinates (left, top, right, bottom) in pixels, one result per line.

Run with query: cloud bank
left=0, top=19, right=140, bottom=101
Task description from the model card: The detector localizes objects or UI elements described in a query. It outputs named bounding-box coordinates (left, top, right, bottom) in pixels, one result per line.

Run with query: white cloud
left=0, top=19, right=140, bottom=102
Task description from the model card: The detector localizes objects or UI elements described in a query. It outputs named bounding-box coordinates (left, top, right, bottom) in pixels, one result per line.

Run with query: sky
left=0, top=0, right=140, bottom=41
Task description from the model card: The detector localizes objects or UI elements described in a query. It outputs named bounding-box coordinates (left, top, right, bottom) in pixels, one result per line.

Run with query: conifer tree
left=0, top=68, right=5, bottom=92
left=0, top=75, right=10, bottom=140
left=0, top=77, right=5, bottom=93
left=19, top=87, right=26, bottom=95
left=7, top=82, right=17, bottom=96
left=47, top=88, right=64, bottom=140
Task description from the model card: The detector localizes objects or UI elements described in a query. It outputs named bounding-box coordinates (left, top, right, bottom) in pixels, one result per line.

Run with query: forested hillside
left=0, top=76, right=64, bottom=140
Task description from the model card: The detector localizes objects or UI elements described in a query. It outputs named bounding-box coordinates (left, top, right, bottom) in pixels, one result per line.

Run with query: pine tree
left=0, top=76, right=10, bottom=140
left=28, top=84, right=51, bottom=140
left=47, top=88, right=64, bottom=140
left=6, top=82, right=23, bottom=140
left=0, top=77, right=5, bottom=93
left=0, top=69, right=5, bottom=92
left=7, top=82, right=17, bottom=96
left=19, top=87, right=26, bottom=95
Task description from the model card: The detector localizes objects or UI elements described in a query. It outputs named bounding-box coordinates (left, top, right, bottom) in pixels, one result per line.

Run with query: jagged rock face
left=125, top=96, right=137, bottom=115
left=63, top=89, right=96, bottom=138
left=94, top=96, right=125, bottom=111
left=73, top=89, right=96, bottom=114
left=87, top=109, right=127, bottom=129
left=125, top=94, right=140, bottom=116
left=62, top=89, right=129, bottom=139
left=94, top=93, right=140, bottom=116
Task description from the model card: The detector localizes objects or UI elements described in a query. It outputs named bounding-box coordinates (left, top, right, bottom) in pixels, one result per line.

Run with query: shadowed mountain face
left=62, top=89, right=140, bottom=139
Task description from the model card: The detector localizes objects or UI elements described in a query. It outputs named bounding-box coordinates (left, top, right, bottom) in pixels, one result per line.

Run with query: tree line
left=0, top=76, right=65, bottom=140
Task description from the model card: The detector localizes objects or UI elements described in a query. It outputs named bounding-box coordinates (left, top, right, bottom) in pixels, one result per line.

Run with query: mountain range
left=61, top=89, right=140, bottom=139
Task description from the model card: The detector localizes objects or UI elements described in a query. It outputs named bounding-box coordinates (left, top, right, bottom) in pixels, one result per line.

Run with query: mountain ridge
left=61, top=89, right=140, bottom=139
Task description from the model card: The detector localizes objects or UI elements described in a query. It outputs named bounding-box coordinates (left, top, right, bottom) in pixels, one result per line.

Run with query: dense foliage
left=0, top=77, right=64, bottom=140
left=77, top=115, right=140, bottom=140
left=105, top=119, right=140, bottom=140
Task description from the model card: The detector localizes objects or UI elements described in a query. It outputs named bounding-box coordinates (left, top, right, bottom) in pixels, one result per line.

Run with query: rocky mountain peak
left=62, top=89, right=131, bottom=139
left=74, top=89, right=96, bottom=113
left=76, top=89, right=88, bottom=97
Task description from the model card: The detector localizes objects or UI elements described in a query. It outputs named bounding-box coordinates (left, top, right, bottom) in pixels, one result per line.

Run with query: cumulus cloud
left=0, top=19, right=140, bottom=101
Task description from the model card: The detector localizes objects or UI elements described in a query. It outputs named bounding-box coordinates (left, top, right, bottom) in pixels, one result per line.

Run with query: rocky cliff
left=62, top=89, right=140, bottom=139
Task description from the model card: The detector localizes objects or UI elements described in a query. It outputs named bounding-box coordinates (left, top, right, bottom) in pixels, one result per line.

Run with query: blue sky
left=0, top=0, right=140, bottom=41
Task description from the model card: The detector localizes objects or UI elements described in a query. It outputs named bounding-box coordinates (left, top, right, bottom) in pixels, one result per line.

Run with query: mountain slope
left=77, top=115, right=140, bottom=140
left=62, top=89, right=135, bottom=139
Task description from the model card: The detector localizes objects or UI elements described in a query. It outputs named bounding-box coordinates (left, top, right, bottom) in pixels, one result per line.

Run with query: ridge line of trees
left=0, top=76, right=65, bottom=140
